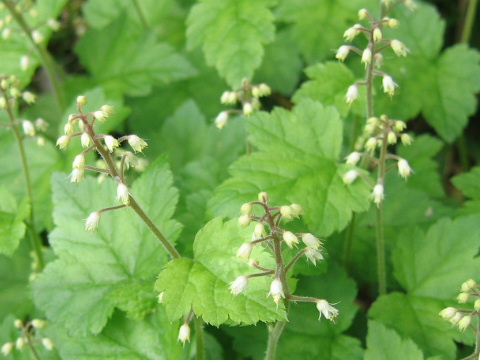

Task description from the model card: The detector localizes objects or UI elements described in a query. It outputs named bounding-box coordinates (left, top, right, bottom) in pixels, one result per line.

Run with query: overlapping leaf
left=0, top=187, right=29, bottom=256
left=186, top=0, right=276, bottom=87
left=33, top=158, right=182, bottom=335
left=208, top=99, right=371, bottom=237
left=156, top=217, right=286, bottom=326
left=452, top=166, right=480, bottom=215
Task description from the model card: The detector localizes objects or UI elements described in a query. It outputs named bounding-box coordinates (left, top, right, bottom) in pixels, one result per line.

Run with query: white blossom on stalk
left=461, top=279, right=477, bottom=292
left=382, top=75, right=397, bottom=96
left=342, top=170, right=359, bottom=185
left=304, top=248, right=324, bottom=265
left=215, top=111, right=228, bottom=129
left=240, top=203, right=252, bottom=215
left=238, top=215, right=251, bottom=227
left=243, top=102, right=253, bottom=116
left=343, top=24, right=361, bottom=41
left=22, top=91, right=36, bottom=104
left=345, top=151, right=361, bottom=165
left=128, top=135, right=148, bottom=153
left=20, top=55, right=29, bottom=71
left=56, top=135, right=70, bottom=149
left=1, top=343, right=13, bottom=356
left=390, top=39, right=409, bottom=57
left=104, top=135, right=119, bottom=152
left=387, top=131, right=397, bottom=144
left=77, top=95, right=87, bottom=107
left=85, top=212, right=101, bottom=231
left=335, top=45, right=350, bottom=61
left=361, top=48, right=372, bottom=67
left=81, top=132, right=92, bottom=148
left=70, top=168, right=84, bottom=183
left=365, top=137, right=378, bottom=152
left=373, top=28, right=382, bottom=42
left=397, top=159, right=412, bottom=179
left=457, top=315, right=472, bottom=331
left=236, top=242, right=252, bottom=259
left=345, top=85, right=359, bottom=104
left=47, top=18, right=60, bottom=31
left=283, top=231, right=299, bottom=248
left=230, top=276, right=248, bottom=295
left=15, top=337, right=25, bottom=350
left=316, top=299, right=339, bottom=321
left=31, top=30, right=44, bottom=44
left=178, top=324, right=190, bottom=345
left=267, top=278, right=285, bottom=305
left=116, top=183, right=130, bottom=205
left=22, top=120, right=35, bottom=136
left=253, top=222, right=266, bottom=239
left=449, top=312, right=463, bottom=325
left=394, top=120, right=407, bottom=132
left=439, top=307, right=457, bottom=320
left=72, top=154, right=85, bottom=169
left=31, top=319, right=46, bottom=329
left=401, top=133, right=413, bottom=146
left=302, top=233, right=321, bottom=250
left=41, top=338, right=54, bottom=351
left=371, top=184, right=384, bottom=206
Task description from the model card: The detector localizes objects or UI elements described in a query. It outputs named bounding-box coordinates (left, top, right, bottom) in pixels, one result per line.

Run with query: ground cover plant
left=1, top=0, right=480, bottom=359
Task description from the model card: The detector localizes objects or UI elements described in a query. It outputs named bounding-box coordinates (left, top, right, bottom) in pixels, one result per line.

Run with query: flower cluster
left=230, top=192, right=338, bottom=322
left=439, top=279, right=480, bottom=332
left=337, top=9, right=410, bottom=104
left=343, top=115, right=413, bottom=207
left=56, top=95, right=149, bottom=231
left=214, top=79, right=271, bottom=129
left=1, top=318, right=53, bottom=356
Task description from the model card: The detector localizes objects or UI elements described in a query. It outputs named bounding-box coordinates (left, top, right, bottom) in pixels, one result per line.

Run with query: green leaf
left=47, top=310, right=187, bottom=360
left=452, top=166, right=480, bottom=199
left=364, top=321, right=424, bottom=360
left=156, top=217, right=286, bottom=326
left=75, top=15, right=196, bottom=97
left=33, top=158, right=182, bottom=335
left=0, top=187, right=29, bottom=256
left=275, top=0, right=377, bottom=63
left=376, top=4, right=480, bottom=142
left=186, top=0, right=276, bottom=87
left=392, top=216, right=480, bottom=299
left=208, top=99, right=371, bottom=237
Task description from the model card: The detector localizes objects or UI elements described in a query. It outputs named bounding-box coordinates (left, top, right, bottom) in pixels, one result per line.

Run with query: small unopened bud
left=373, top=28, right=382, bottom=42
left=254, top=223, right=266, bottom=239
left=457, top=292, right=469, bottom=304
left=22, top=120, right=35, bottom=136
left=401, top=133, right=413, bottom=146
left=236, top=242, right=252, bottom=259
left=372, top=184, right=384, bottom=206
left=268, top=278, right=285, bottom=305
left=72, top=154, right=85, bottom=169
left=20, top=55, right=29, bottom=71
left=342, top=170, right=359, bottom=185
left=22, top=91, right=36, bottom=104
left=238, top=215, right=251, bottom=227
left=41, top=338, right=54, bottom=351
left=335, top=45, right=350, bottom=61
left=461, top=279, right=477, bottom=292
left=178, top=324, right=190, bottom=345
left=81, top=132, right=92, bottom=148
left=14, top=319, right=23, bottom=328
left=47, top=18, right=60, bottom=31
left=346, top=152, right=361, bottom=165
left=116, top=183, right=130, bottom=205
left=56, top=135, right=70, bottom=149
left=397, top=159, right=411, bottom=179
left=31, top=30, right=44, bottom=44
left=280, top=205, right=294, bottom=220
left=240, top=203, right=252, bottom=215
left=128, top=135, right=147, bottom=153
left=77, top=95, right=87, bottom=107
left=104, top=136, right=119, bottom=152
left=85, top=212, right=101, bottom=231
left=215, top=111, right=228, bottom=129
left=439, top=307, right=457, bottom=320
left=387, top=131, right=397, bottom=144
left=1, top=343, right=13, bottom=356
left=258, top=192, right=268, bottom=203
left=230, top=275, right=248, bottom=295
left=243, top=102, right=253, bottom=116
left=358, top=8, right=368, bottom=20
left=70, top=168, right=84, bottom=183
left=283, top=231, right=299, bottom=248
left=361, top=48, right=372, bottom=67
left=458, top=315, right=472, bottom=331
left=302, top=233, right=321, bottom=250
left=15, top=337, right=25, bottom=350
left=31, top=319, right=46, bottom=329
left=345, top=84, right=359, bottom=104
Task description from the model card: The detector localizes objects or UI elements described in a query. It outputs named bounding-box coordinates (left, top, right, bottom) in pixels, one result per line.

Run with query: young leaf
left=33, top=158, right=182, bottom=335
left=156, top=217, right=286, bottom=326
left=364, top=321, right=424, bottom=360
left=208, top=99, right=371, bottom=237
left=75, top=15, right=196, bottom=97
left=186, top=0, right=276, bottom=87
left=0, top=187, right=29, bottom=256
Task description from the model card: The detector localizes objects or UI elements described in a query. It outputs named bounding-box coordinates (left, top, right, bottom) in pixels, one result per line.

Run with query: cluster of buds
left=343, top=115, right=413, bottom=207
left=215, top=79, right=271, bottom=129
left=0, top=74, right=48, bottom=146
left=381, top=0, right=418, bottom=12
left=231, top=192, right=339, bottom=322
left=1, top=318, right=53, bottom=356
left=337, top=8, right=410, bottom=104
left=0, top=0, right=61, bottom=51
left=439, top=279, right=480, bottom=332
left=56, top=95, right=149, bottom=231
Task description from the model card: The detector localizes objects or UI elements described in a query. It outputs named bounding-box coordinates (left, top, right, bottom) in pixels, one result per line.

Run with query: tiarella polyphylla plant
left=1, top=317, right=52, bottom=357
left=234, top=192, right=338, bottom=359
left=337, top=4, right=415, bottom=295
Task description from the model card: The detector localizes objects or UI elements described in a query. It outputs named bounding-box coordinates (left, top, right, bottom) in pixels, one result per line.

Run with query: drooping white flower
left=267, top=278, right=285, bottom=305
left=457, top=315, right=472, bottom=331
left=238, top=215, right=251, bottom=227
left=401, top=133, right=413, bottom=146
left=22, top=91, right=36, bottom=104
left=335, top=45, right=350, bottom=61
left=387, top=131, right=397, bottom=144
left=15, top=337, right=25, bottom=350
left=230, top=276, right=248, bottom=295
left=343, top=24, right=361, bottom=41
left=439, top=307, right=457, bottom=320
left=283, top=231, right=299, bottom=248
left=72, top=154, right=85, bottom=169
left=373, top=28, right=382, bottom=42
left=253, top=222, right=266, bottom=239
left=116, top=183, right=130, bottom=205
left=70, top=168, right=84, bottom=183
left=304, top=248, right=324, bottom=265
left=390, top=39, right=409, bottom=57
left=85, top=212, right=101, bottom=231
left=94, top=110, right=107, bottom=122
left=243, top=102, right=253, bottom=116
left=316, top=299, right=339, bottom=321
left=461, top=279, right=477, bottom=292
left=128, top=135, right=148, bottom=153
left=22, top=120, right=35, bottom=136
left=47, top=18, right=60, bottom=31
left=81, top=132, right=92, bottom=148
left=365, top=137, right=378, bottom=152
left=382, top=75, right=398, bottom=96
left=104, top=135, right=119, bottom=152
left=31, top=319, right=46, bottom=329
left=280, top=205, right=294, bottom=220
left=76, top=95, right=87, bottom=107
left=361, top=48, right=372, bottom=67
left=215, top=111, right=228, bottom=129
left=178, top=324, right=190, bottom=345
left=457, top=292, right=469, bottom=304
left=345, top=85, right=359, bottom=104
left=394, top=120, right=407, bottom=132
left=342, top=170, right=359, bottom=185
left=449, top=312, right=463, bottom=325
left=397, top=159, right=412, bottom=179
left=1, top=343, right=13, bottom=356
left=371, top=184, right=384, bottom=206
left=41, top=338, right=54, bottom=351
left=236, top=243, right=252, bottom=259
left=302, top=233, right=321, bottom=250
left=345, top=151, right=361, bottom=165
left=358, top=8, right=368, bottom=20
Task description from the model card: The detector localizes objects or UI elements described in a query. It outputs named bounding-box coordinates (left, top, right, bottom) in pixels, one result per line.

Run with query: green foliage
left=452, top=166, right=480, bottom=215
left=0, top=187, right=29, bottom=256
left=156, top=217, right=286, bottom=325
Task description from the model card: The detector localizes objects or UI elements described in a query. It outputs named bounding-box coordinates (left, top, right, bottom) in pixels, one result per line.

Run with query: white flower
left=15, top=337, right=25, bottom=350
left=81, top=132, right=92, bottom=148
left=335, top=45, right=350, bottom=61
left=387, top=131, right=397, bottom=144
left=439, top=307, right=457, bottom=320
left=116, top=183, right=130, bottom=205
left=215, top=111, right=228, bottom=129
left=128, top=135, right=148, bottom=153
left=72, top=154, right=85, bottom=169
left=280, top=205, right=294, bottom=220
left=47, top=18, right=60, bottom=31
left=22, top=91, right=36, bottom=104
left=104, top=135, right=119, bottom=152
left=220, top=91, right=237, bottom=104
left=342, top=170, right=359, bottom=185
left=31, top=319, right=46, bottom=329
left=31, top=30, right=44, bottom=44
left=458, top=315, right=472, bottom=331
left=316, top=299, right=339, bottom=321
left=283, top=231, right=299, bottom=248
left=371, top=184, right=384, bottom=206
left=267, top=278, right=285, bottom=305
left=343, top=24, right=361, bottom=41
left=238, top=215, right=251, bottom=227
left=450, top=312, right=463, bottom=325
left=14, top=319, right=23, bottom=328
left=41, top=338, right=54, bottom=351
left=394, top=120, right=407, bottom=132
left=304, top=248, right=324, bottom=265
left=22, top=120, right=35, bottom=136
left=258, top=192, right=268, bottom=203
left=230, top=276, right=248, bottom=295
left=243, top=102, right=253, bottom=116
left=1, top=343, right=13, bottom=356
left=358, top=8, right=368, bottom=20
left=397, top=159, right=412, bottom=179
left=253, top=222, right=266, bottom=239
left=401, top=133, right=413, bottom=146
left=302, top=233, right=321, bottom=250
left=382, top=75, right=398, bottom=96
left=56, top=135, right=70, bottom=149
left=236, top=243, right=252, bottom=259
left=100, top=105, right=114, bottom=117
left=457, top=292, right=469, bottom=304
left=240, top=203, right=252, bottom=215
left=20, top=55, right=29, bottom=71
left=345, top=85, right=359, bottom=104
left=258, top=83, right=271, bottom=97
left=373, top=28, right=382, bottom=42
left=345, top=151, right=361, bottom=165
left=361, top=48, right=372, bottom=67
left=390, top=39, right=409, bottom=57
left=461, top=279, right=477, bottom=292
left=77, top=95, right=87, bottom=107
left=70, top=168, right=84, bottom=183
left=94, top=110, right=107, bottom=122
left=64, top=122, right=75, bottom=135
left=365, top=137, right=378, bottom=152
left=85, top=212, right=101, bottom=231
left=178, top=324, right=190, bottom=345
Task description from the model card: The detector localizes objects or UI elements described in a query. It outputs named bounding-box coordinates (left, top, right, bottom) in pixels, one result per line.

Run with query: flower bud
left=22, top=120, right=35, bottom=136
left=387, top=131, right=397, bottom=144
left=14, top=319, right=23, bottom=328
left=305, top=248, right=324, bottom=265
left=128, top=135, right=148, bottom=153
left=238, top=215, right=251, bottom=227
left=240, top=203, right=252, bottom=215
left=358, top=8, right=368, bottom=20
left=391, top=39, right=409, bottom=57
left=290, top=204, right=302, bottom=217
left=302, top=233, right=321, bottom=250
left=335, top=45, right=350, bottom=61
left=283, top=231, right=299, bottom=248
left=361, top=48, right=372, bottom=67
left=342, top=170, right=359, bottom=185
left=41, top=338, right=54, bottom=351
left=450, top=312, right=463, bottom=325
left=345, top=84, right=359, bottom=104
left=382, top=75, right=397, bottom=96
left=56, top=135, right=70, bottom=149
left=397, top=159, right=411, bottom=179
left=104, top=135, right=119, bottom=152
left=20, top=55, right=29, bottom=71
left=236, top=242, right=252, bottom=259
left=31, top=319, right=46, bottom=329
left=254, top=223, right=266, bottom=239
left=243, top=102, right=253, bottom=116
left=230, top=275, right=248, bottom=295
left=1, top=343, right=13, bottom=356
left=116, top=183, right=130, bottom=205
left=15, top=337, right=25, bottom=350
left=215, top=111, right=228, bottom=129
left=457, top=292, right=469, bottom=304
left=371, top=184, right=384, bottom=206
left=77, top=95, right=87, bottom=107
left=439, top=307, right=457, bottom=320
left=343, top=24, right=361, bottom=41
left=228, top=91, right=237, bottom=104
left=258, top=192, right=268, bottom=203
left=280, top=205, right=294, bottom=220
left=365, top=137, right=377, bottom=152
left=258, top=83, right=271, bottom=97
left=64, top=122, right=75, bottom=135
left=401, top=133, right=413, bottom=146
left=70, top=168, right=84, bottom=183
left=94, top=110, right=107, bottom=122
left=385, top=17, right=399, bottom=28
left=31, top=30, right=44, bottom=44
left=85, top=212, right=100, bottom=231
left=72, top=154, right=85, bottom=169
left=47, top=18, right=60, bottom=31
left=394, top=120, right=407, bottom=132
left=345, top=151, right=361, bottom=165
left=458, top=315, right=472, bottom=331
left=461, top=279, right=477, bottom=292
left=81, top=132, right=92, bottom=148
left=251, top=86, right=260, bottom=98
left=373, top=28, right=382, bottom=42
left=22, top=91, right=36, bottom=104
left=268, top=278, right=285, bottom=305
left=178, top=324, right=190, bottom=345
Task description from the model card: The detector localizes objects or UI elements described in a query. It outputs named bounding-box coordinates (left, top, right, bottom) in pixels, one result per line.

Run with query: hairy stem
left=1, top=0, right=65, bottom=112
left=25, top=335, right=41, bottom=360
left=194, top=317, right=204, bottom=360
left=264, top=321, right=286, bottom=360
